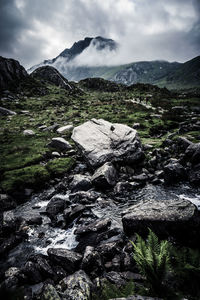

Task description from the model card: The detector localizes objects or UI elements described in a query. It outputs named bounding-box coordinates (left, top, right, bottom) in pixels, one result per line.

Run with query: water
left=1, top=183, right=200, bottom=271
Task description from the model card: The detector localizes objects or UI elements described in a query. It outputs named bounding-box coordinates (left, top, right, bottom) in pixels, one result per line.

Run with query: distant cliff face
left=0, top=56, right=28, bottom=91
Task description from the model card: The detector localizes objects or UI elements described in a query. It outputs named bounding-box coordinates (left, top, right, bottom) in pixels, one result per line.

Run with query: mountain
left=29, top=37, right=200, bottom=90
left=0, top=56, right=28, bottom=91
left=28, top=36, right=117, bottom=73
left=154, top=56, right=200, bottom=89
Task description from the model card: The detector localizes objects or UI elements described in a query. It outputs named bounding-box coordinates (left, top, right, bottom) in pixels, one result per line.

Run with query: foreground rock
left=92, top=162, right=117, bottom=188
left=60, top=270, right=93, bottom=300
left=47, top=248, right=82, bottom=273
left=72, top=119, right=144, bottom=168
left=122, top=199, right=200, bottom=245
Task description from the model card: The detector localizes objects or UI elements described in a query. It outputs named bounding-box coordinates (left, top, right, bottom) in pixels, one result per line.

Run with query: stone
left=0, top=194, right=16, bottom=211
left=0, top=106, right=16, bottom=116
left=48, top=137, right=72, bottom=151
left=91, top=162, right=117, bottom=188
left=64, top=204, right=85, bottom=225
left=122, top=199, right=200, bottom=245
left=70, top=174, right=92, bottom=192
left=114, top=181, right=133, bottom=194
left=72, top=119, right=144, bottom=168
left=46, top=197, right=67, bottom=218
left=61, top=270, right=93, bottom=300
left=81, top=246, right=103, bottom=274
left=47, top=248, right=82, bottom=273
left=57, top=124, right=74, bottom=134
left=75, top=218, right=111, bottom=236
left=189, top=163, right=200, bottom=186
left=41, top=284, right=61, bottom=300
left=163, top=162, right=186, bottom=184
left=23, top=129, right=35, bottom=136
left=185, top=142, right=200, bottom=165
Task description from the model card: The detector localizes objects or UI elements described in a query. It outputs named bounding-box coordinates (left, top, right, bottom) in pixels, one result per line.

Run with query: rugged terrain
left=0, top=57, right=200, bottom=299
left=28, top=37, right=200, bottom=90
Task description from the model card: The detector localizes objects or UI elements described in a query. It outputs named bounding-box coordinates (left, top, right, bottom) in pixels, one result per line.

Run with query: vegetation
left=0, top=79, right=199, bottom=194
left=130, top=230, right=200, bottom=299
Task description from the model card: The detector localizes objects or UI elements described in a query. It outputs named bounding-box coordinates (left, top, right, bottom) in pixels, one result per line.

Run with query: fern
left=130, top=229, right=171, bottom=295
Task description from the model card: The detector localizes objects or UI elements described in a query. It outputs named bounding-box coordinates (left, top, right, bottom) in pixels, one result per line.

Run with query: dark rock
left=0, top=194, right=16, bottom=211
left=97, top=241, right=121, bottom=259
left=60, top=270, right=93, bottom=300
left=30, top=255, right=54, bottom=279
left=91, top=162, right=117, bottom=188
left=47, top=248, right=82, bottom=273
left=176, top=136, right=192, bottom=151
left=64, top=204, right=85, bottom=225
left=81, top=246, right=103, bottom=275
left=31, top=66, right=76, bottom=92
left=0, top=56, right=28, bottom=91
left=0, top=234, right=24, bottom=256
left=46, top=197, right=67, bottom=218
left=70, top=174, right=92, bottom=192
left=105, top=271, right=126, bottom=287
left=22, top=261, right=42, bottom=284
left=72, top=119, right=144, bottom=168
left=114, top=181, right=133, bottom=194
left=69, top=190, right=100, bottom=203
left=75, top=218, right=111, bottom=236
left=185, top=142, right=200, bottom=165
left=163, top=162, right=186, bottom=184
left=189, top=163, right=200, bottom=186
left=122, top=198, right=200, bottom=245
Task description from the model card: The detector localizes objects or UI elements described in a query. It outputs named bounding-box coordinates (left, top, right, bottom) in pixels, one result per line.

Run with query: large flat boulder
left=72, top=119, right=144, bottom=168
left=122, top=199, right=200, bottom=245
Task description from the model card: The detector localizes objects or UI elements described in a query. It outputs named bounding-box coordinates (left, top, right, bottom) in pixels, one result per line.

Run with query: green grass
left=46, top=157, right=75, bottom=176
left=1, top=165, right=50, bottom=193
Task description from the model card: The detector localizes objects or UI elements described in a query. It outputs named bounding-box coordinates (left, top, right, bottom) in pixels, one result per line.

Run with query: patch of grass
left=46, top=157, right=75, bottom=176
left=1, top=165, right=50, bottom=193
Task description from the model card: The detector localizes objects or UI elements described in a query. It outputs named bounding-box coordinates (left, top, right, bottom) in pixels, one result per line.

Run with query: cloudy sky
left=0, top=0, right=199, bottom=68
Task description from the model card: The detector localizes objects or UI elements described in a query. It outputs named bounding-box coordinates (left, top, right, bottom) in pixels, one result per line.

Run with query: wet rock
left=30, top=255, right=54, bottom=279
left=46, top=197, right=67, bottom=218
left=48, top=137, right=72, bottom=152
left=132, top=173, right=148, bottom=183
left=0, top=234, right=24, bottom=256
left=75, top=218, right=112, bottom=252
left=57, top=124, right=74, bottom=134
left=122, top=198, right=200, bottom=245
left=163, top=162, right=186, bottom=184
left=109, top=296, right=162, bottom=300
left=72, top=118, right=144, bottom=168
left=0, top=106, right=16, bottom=116
left=75, top=218, right=111, bottom=236
left=0, top=194, right=16, bottom=211
left=185, top=142, right=200, bottom=165
left=92, top=162, right=117, bottom=188
left=81, top=246, right=103, bottom=275
left=47, top=248, right=82, bottom=273
left=105, top=271, right=126, bottom=287
left=189, top=163, right=200, bottom=186
left=114, top=181, right=133, bottom=194
left=176, top=137, right=192, bottom=151
left=61, top=270, right=93, bottom=300
left=64, top=204, right=85, bottom=225
left=70, top=174, right=92, bottom=192
left=69, top=190, right=100, bottom=203
left=23, top=261, right=42, bottom=284
left=23, top=129, right=35, bottom=136
left=97, top=241, right=121, bottom=259
left=41, top=283, right=61, bottom=300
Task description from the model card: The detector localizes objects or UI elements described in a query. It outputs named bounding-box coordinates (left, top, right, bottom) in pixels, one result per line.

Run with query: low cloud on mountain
left=0, top=0, right=200, bottom=68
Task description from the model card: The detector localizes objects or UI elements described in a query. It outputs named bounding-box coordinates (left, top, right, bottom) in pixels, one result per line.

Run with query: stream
left=1, top=183, right=200, bottom=272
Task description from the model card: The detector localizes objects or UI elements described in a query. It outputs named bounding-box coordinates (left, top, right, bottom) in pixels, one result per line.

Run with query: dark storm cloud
left=0, top=0, right=199, bottom=68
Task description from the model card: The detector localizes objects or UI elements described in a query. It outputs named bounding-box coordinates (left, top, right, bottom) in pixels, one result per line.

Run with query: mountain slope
left=154, top=56, right=200, bottom=89
left=28, top=36, right=200, bottom=90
